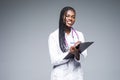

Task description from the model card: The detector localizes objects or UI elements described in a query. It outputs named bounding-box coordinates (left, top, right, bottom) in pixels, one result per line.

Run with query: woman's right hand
left=69, top=46, right=76, bottom=54
left=70, top=41, right=80, bottom=54
left=69, top=45, right=80, bottom=60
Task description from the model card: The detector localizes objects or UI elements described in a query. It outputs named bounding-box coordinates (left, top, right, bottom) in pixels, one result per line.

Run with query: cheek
left=74, top=20, right=75, bottom=22
left=72, top=19, right=75, bottom=23
left=73, top=19, right=75, bottom=21
left=63, top=16, right=66, bottom=23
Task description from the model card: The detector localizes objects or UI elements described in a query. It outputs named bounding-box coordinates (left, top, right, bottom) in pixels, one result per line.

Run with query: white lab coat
left=48, top=29, right=87, bottom=80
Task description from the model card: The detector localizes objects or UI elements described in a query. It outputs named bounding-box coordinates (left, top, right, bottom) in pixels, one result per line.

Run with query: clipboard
left=64, top=42, right=94, bottom=59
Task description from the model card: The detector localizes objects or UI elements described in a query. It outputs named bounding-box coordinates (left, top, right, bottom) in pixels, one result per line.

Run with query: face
left=63, top=10, right=76, bottom=27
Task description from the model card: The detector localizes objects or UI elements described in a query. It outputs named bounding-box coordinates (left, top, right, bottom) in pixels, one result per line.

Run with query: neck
left=65, top=26, right=71, bottom=35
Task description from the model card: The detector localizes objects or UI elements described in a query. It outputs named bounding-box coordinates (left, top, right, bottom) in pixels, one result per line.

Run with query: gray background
left=0, top=0, right=120, bottom=80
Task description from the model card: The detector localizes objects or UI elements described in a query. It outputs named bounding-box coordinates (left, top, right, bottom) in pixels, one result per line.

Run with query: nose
left=69, top=16, right=72, bottom=19
left=68, top=16, right=73, bottom=21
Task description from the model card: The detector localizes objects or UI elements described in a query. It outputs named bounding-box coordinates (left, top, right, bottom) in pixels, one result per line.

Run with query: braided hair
left=59, top=6, right=76, bottom=52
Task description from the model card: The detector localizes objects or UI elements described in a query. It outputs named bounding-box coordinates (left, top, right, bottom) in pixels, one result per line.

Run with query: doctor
left=48, top=6, right=87, bottom=80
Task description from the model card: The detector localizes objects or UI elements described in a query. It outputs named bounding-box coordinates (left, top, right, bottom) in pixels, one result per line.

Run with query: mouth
left=67, top=21, right=72, bottom=24
left=67, top=20, right=74, bottom=25
left=67, top=21, right=74, bottom=26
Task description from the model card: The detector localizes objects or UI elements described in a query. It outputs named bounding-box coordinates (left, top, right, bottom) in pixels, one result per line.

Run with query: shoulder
left=75, top=29, right=84, bottom=37
left=49, top=29, right=59, bottom=39
left=74, top=29, right=85, bottom=42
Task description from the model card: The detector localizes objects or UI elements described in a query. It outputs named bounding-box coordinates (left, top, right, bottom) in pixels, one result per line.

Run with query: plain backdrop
left=0, top=0, right=120, bottom=80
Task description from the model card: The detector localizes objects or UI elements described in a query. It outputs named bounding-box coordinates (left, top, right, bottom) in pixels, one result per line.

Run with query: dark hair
left=59, top=6, right=76, bottom=52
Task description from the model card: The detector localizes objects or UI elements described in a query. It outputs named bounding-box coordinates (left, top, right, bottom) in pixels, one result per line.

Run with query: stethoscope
left=64, top=27, right=79, bottom=48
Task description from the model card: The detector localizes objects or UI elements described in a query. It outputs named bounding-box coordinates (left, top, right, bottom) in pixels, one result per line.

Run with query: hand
left=74, top=41, right=81, bottom=48
left=70, top=41, right=81, bottom=54
left=74, top=50, right=80, bottom=60
left=70, top=46, right=80, bottom=60
left=69, top=46, right=76, bottom=54
left=69, top=41, right=81, bottom=60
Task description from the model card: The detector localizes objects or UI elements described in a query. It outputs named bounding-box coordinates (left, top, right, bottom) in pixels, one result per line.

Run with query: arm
left=80, top=32, right=87, bottom=58
left=69, top=41, right=80, bottom=60
left=74, top=32, right=87, bottom=62
left=48, top=34, right=69, bottom=66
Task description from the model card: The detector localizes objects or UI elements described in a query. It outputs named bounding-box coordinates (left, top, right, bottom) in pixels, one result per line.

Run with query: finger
left=74, top=41, right=80, bottom=46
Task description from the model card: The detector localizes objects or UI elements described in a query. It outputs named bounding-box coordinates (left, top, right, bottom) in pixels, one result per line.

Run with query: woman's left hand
left=74, top=41, right=81, bottom=60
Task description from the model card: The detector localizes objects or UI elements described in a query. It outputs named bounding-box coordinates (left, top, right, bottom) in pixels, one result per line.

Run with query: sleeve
left=48, top=34, right=69, bottom=66
left=74, top=32, right=87, bottom=62
left=80, top=32, right=87, bottom=58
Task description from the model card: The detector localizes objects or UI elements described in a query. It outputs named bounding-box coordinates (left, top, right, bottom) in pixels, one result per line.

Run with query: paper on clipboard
left=64, top=42, right=94, bottom=59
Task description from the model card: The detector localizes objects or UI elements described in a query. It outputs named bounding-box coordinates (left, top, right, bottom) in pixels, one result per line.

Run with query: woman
left=48, top=6, right=87, bottom=80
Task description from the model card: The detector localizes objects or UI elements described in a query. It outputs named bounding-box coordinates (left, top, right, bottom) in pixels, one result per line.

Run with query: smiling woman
left=63, top=10, right=75, bottom=28
left=48, top=6, right=87, bottom=80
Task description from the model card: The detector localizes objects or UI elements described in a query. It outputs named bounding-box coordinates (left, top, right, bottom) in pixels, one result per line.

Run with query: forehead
left=65, top=10, right=75, bottom=15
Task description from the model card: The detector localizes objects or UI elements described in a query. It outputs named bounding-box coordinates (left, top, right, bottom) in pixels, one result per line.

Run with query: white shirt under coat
left=48, top=28, right=87, bottom=80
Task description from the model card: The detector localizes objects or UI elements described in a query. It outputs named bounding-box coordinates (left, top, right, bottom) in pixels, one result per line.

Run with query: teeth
left=68, top=22, right=72, bottom=24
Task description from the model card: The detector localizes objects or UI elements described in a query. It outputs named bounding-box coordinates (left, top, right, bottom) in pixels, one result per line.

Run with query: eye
left=65, top=15, right=70, bottom=17
left=72, top=16, right=75, bottom=19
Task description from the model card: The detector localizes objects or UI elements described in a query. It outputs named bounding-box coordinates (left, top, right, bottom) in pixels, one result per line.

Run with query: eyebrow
left=65, top=14, right=75, bottom=17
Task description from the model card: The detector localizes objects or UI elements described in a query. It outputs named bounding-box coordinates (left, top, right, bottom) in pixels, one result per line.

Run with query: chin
left=67, top=25, right=73, bottom=28
left=66, top=23, right=74, bottom=28
left=66, top=24, right=74, bottom=28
